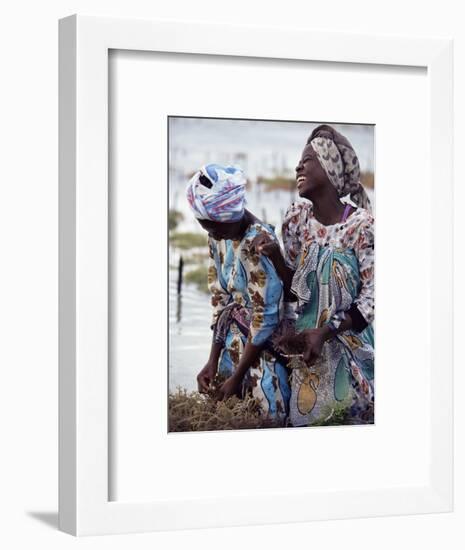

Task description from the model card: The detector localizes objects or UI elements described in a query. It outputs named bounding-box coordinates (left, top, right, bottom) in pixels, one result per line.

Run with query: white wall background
left=0, top=1, right=462, bottom=548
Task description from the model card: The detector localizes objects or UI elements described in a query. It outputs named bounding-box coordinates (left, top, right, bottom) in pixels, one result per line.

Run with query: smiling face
left=198, top=217, right=245, bottom=241
left=295, top=143, right=332, bottom=199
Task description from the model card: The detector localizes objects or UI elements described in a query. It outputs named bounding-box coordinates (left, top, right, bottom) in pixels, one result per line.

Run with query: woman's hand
left=196, top=360, right=218, bottom=393
left=301, top=328, right=330, bottom=366
left=274, top=329, right=303, bottom=353
left=251, top=233, right=280, bottom=260
left=217, top=373, right=242, bottom=400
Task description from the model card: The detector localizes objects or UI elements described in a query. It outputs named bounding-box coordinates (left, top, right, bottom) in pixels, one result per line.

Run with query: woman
left=186, top=163, right=290, bottom=419
left=254, top=125, right=375, bottom=427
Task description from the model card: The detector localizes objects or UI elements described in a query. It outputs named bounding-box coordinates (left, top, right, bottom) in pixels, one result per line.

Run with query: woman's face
left=295, top=144, right=331, bottom=198
left=198, top=218, right=244, bottom=241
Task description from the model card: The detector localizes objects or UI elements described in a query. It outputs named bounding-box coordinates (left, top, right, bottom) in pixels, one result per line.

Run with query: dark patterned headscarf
left=308, top=125, right=372, bottom=212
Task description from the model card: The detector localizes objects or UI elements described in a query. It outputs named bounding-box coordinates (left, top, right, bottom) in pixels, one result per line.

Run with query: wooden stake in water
left=177, top=255, right=184, bottom=295
left=176, top=255, right=184, bottom=322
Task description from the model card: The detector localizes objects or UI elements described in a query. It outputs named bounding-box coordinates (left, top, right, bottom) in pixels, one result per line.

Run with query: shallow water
left=168, top=269, right=211, bottom=392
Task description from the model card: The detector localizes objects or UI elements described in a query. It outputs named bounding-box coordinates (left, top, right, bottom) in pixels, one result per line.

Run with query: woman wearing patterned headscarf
left=253, top=125, right=375, bottom=427
left=186, top=164, right=290, bottom=420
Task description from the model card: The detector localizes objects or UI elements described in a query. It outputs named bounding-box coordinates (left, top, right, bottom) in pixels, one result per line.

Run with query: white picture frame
left=59, top=14, right=453, bottom=536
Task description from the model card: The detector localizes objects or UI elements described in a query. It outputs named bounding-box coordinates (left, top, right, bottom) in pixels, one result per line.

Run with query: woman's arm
left=351, top=216, right=375, bottom=328
left=269, top=247, right=296, bottom=301
left=197, top=238, right=230, bottom=392
left=207, top=238, right=232, bottom=325
left=296, top=316, right=354, bottom=366
left=252, top=202, right=310, bottom=301
left=217, top=234, right=283, bottom=399
left=252, top=234, right=295, bottom=300
left=197, top=337, right=223, bottom=393
left=298, top=217, right=375, bottom=366
left=216, top=340, right=264, bottom=399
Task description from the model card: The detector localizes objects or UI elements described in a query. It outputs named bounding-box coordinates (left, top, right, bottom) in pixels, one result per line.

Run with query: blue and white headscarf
left=186, top=164, right=247, bottom=223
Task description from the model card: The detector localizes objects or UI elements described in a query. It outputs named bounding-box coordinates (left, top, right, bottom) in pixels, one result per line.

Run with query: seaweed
left=168, top=387, right=283, bottom=432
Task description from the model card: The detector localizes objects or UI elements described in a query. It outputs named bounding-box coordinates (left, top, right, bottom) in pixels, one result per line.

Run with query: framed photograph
left=59, top=15, right=453, bottom=536
left=168, top=116, right=376, bottom=431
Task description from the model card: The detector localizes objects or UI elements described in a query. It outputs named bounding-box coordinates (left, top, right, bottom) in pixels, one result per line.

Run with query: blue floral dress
left=282, top=202, right=375, bottom=426
left=208, top=222, right=291, bottom=418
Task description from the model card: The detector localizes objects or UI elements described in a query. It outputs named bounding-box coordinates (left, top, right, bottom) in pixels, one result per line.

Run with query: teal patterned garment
left=208, top=222, right=291, bottom=418
left=282, top=202, right=375, bottom=426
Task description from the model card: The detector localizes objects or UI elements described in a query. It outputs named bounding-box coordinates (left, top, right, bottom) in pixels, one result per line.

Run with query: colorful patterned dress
left=208, top=222, right=291, bottom=418
left=282, top=201, right=375, bottom=426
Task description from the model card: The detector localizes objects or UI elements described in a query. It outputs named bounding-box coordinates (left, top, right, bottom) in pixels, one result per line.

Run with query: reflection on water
left=169, top=269, right=211, bottom=392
